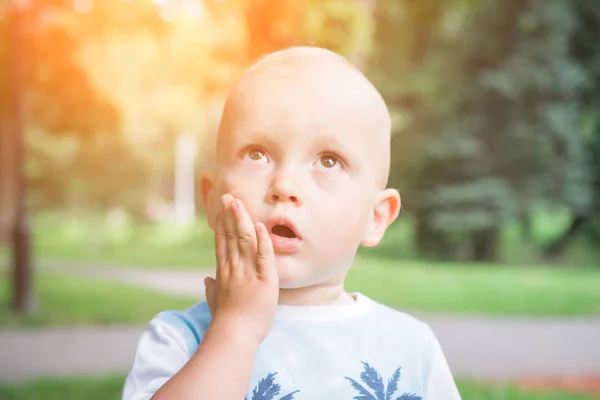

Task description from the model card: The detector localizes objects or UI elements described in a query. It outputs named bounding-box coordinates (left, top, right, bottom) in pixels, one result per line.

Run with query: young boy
left=122, top=46, right=461, bottom=400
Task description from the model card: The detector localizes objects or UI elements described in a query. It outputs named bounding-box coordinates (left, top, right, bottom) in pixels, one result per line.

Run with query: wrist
left=208, top=314, right=264, bottom=348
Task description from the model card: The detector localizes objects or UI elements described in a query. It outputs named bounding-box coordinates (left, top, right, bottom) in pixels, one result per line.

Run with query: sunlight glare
left=72, top=0, right=93, bottom=14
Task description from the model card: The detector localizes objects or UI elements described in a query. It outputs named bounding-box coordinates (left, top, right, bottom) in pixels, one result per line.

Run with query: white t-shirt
left=122, top=293, right=462, bottom=400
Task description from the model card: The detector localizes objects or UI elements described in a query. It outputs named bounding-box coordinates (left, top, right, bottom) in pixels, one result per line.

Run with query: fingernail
left=230, top=200, right=238, bottom=213
left=220, top=194, right=228, bottom=207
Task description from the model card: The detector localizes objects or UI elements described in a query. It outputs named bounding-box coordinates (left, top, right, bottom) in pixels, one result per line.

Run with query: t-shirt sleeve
left=423, top=329, right=462, bottom=400
left=121, top=317, right=191, bottom=400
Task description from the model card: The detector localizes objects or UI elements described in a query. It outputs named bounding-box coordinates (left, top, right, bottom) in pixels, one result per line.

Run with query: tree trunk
left=473, top=227, right=500, bottom=262
left=0, top=118, right=15, bottom=247
left=8, top=0, right=36, bottom=315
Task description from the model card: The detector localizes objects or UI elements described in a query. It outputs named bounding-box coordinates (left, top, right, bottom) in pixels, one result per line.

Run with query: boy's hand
left=204, top=194, right=279, bottom=345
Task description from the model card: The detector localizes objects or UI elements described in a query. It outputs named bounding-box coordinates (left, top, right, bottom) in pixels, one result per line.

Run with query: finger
left=231, top=199, right=257, bottom=259
left=204, top=277, right=216, bottom=316
left=223, top=196, right=239, bottom=262
left=255, top=222, right=277, bottom=280
left=215, top=195, right=232, bottom=280
left=214, top=210, right=227, bottom=276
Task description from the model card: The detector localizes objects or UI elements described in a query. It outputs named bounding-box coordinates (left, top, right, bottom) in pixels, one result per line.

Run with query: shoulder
left=122, top=303, right=210, bottom=399
left=152, top=301, right=212, bottom=356
left=360, top=293, right=434, bottom=336
left=357, top=294, right=441, bottom=358
left=121, top=302, right=212, bottom=399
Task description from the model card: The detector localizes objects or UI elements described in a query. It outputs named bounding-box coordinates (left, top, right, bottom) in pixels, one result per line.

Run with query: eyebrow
left=232, top=130, right=277, bottom=150
left=314, top=136, right=359, bottom=160
left=219, top=126, right=268, bottom=150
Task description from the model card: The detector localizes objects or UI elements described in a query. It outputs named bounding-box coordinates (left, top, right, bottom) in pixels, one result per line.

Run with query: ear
left=199, top=172, right=217, bottom=229
left=361, top=188, right=401, bottom=247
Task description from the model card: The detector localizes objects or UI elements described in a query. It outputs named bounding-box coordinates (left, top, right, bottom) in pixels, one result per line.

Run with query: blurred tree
left=4, top=0, right=375, bottom=216
left=544, top=0, right=600, bottom=255
left=205, top=0, right=374, bottom=65
left=374, top=0, right=590, bottom=261
left=78, top=0, right=375, bottom=214
left=0, top=0, right=175, bottom=214
left=74, top=2, right=245, bottom=215
left=0, top=1, right=120, bottom=139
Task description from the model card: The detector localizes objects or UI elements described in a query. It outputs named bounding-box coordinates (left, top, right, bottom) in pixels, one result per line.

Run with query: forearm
left=151, top=319, right=258, bottom=400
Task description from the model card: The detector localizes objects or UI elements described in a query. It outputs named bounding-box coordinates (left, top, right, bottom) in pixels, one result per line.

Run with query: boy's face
left=202, top=60, right=400, bottom=289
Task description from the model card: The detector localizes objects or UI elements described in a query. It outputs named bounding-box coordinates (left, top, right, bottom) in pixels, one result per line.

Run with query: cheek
left=310, top=175, right=372, bottom=242
left=311, top=170, right=367, bottom=204
left=220, top=165, right=270, bottom=204
left=312, top=170, right=345, bottom=188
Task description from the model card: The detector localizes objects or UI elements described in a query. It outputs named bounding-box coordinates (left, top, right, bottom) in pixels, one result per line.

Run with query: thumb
left=204, top=277, right=216, bottom=315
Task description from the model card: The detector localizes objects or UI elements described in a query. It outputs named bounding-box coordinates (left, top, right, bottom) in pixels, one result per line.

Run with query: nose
left=266, top=168, right=302, bottom=206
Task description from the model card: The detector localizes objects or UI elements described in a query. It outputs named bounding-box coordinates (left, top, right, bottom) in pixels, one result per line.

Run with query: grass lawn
left=0, top=273, right=196, bottom=327
left=458, top=381, right=599, bottom=400
left=346, top=257, right=600, bottom=316
left=0, top=375, right=597, bottom=400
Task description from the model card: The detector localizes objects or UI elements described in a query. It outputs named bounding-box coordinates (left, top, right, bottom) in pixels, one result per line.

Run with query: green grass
left=0, top=376, right=597, bottom=400
left=0, top=273, right=196, bottom=327
left=458, top=381, right=599, bottom=400
left=0, top=375, right=127, bottom=400
left=345, top=257, right=600, bottom=316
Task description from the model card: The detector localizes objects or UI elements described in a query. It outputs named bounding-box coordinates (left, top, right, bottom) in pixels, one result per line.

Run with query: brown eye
left=249, top=149, right=264, bottom=160
left=319, top=155, right=339, bottom=169
left=242, top=148, right=268, bottom=163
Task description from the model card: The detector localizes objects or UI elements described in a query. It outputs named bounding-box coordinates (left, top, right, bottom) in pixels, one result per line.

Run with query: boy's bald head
left=201, top=47, right=402, bottom=287
left=217, top=46, right=392, bottom=188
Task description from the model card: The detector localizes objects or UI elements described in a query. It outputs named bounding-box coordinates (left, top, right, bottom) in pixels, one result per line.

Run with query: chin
left=274, top=255, right=310, bottom=289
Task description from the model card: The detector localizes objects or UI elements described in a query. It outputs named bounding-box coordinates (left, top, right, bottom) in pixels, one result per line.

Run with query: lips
left=265, top=217, right=302, bottom=253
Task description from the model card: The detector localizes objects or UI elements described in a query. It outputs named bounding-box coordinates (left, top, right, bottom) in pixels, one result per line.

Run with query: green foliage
left=3, top=0, right=599, bottom=261
left=301, top=0, right=373, bottom=62
left=0, top=1, right=121, bottom=137
left=206, top=0, right=373, bottom=64
left=571, top=0, right=600, bottom=240
left=375, top=0, right=596, bottom=260
left=8, top=0, right=373, bottom=212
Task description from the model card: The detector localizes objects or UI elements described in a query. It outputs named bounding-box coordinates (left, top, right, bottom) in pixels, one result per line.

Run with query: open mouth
left=271, top=224, right=297, bottom=239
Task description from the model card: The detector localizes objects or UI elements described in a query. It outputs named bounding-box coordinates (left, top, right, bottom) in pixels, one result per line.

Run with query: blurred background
left=0, top=0, right=599, bottom=399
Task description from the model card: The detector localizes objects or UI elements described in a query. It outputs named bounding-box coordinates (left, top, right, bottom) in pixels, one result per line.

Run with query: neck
left=278, top=283, right=355, bottom=306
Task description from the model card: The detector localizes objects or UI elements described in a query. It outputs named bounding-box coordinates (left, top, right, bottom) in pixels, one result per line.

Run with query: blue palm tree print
left=246, top=372, right=300, bottom=400
left=345, top=362, right=422, bottom=400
